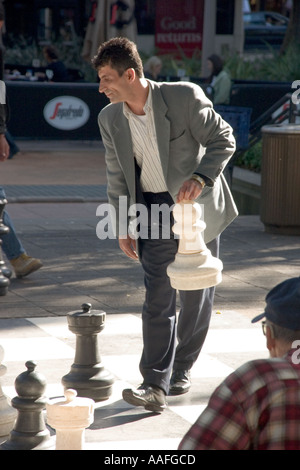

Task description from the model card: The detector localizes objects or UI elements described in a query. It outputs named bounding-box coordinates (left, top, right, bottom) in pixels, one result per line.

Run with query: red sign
left=155, top=0, right=204, bottom=57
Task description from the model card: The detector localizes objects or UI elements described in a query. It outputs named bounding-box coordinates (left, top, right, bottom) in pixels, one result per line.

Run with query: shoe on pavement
left=169, top=369, right=191, bottom=395
left=122, top=385, right=167, bottom=413
left=10, top=254, right=43, bottom=278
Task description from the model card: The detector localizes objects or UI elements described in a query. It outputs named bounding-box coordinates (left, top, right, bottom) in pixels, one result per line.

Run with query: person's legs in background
left=0, top=188, right=43, bottom=278
left=5, top=131, right=20, bottom=159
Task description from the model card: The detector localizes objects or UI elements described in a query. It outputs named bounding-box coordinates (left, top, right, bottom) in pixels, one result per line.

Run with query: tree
left=281, top=1, right=300, bottom=53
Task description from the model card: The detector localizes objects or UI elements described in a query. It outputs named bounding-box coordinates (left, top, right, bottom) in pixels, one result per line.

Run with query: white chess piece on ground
left=167, top=200, right=223, bottom=290
left=47, top=389, right=94, bottom=450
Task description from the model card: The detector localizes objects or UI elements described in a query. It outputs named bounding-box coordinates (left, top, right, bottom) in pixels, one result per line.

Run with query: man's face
left=98, top=65, right=131, bottom=104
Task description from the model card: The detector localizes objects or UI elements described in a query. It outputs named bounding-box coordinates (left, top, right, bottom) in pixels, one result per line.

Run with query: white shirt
left=123, top=85, right=168, bottom=193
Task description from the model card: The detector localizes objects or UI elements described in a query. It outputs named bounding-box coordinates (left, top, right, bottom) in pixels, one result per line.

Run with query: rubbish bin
left=260, top=124, right=300, bottom=235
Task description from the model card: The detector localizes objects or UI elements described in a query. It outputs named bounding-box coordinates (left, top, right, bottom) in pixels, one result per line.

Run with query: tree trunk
left=281, top=1, right=300, bottom=53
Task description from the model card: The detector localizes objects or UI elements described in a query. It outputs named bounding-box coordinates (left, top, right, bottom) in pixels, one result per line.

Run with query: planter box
left=232, top=166, right=261, bottom=215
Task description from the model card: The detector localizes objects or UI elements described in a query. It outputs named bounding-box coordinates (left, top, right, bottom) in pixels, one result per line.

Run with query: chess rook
left=47, top=389, right=94, bottom=450
left=62, top=303, right=115, bottom=401
left=167, top=200, right=223, bottom=290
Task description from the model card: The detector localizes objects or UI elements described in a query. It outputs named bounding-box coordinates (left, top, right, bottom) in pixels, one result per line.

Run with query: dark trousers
left=137, top=191, right=219, bottom=394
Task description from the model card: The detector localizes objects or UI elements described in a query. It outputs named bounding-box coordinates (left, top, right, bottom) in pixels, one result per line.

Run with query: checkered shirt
left=179, top=349, right=300, bottom=450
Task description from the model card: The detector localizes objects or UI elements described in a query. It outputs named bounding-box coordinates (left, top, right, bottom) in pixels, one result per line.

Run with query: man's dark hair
left=43, top=45, right=59, bottom=60
left=91, top=37, right=144, bottom=78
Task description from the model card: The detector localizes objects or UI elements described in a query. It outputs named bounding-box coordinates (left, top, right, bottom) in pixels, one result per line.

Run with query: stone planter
left=232, top=166, right=261, bottom=215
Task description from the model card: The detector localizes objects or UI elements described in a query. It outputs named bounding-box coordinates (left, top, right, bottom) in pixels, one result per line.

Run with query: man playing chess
left=92, top=37, right=238, bottom=412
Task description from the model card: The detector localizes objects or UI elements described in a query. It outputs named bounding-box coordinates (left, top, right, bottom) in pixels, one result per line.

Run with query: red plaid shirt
left=179, top=349, right=300, bottom=450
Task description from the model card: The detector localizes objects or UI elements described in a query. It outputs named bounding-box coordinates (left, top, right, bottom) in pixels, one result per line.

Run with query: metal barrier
left=215, top=105, right=252, bottom=150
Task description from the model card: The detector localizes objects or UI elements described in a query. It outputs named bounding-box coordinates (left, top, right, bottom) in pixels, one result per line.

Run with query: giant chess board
left=0, top=311, right=267, bottom=450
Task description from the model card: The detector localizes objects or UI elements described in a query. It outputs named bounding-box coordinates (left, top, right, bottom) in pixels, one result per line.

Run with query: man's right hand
left=118, top=235, right=139, bottom=260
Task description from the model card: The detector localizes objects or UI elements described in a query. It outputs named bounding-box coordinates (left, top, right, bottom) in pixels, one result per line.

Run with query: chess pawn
left=0, top=345, right=17, bottom=437
left=1, top=360, right=53, bottom=450
left=62, top=303, right=114, bottom=401
left=47, top=389, right=94, bottom=450
left=167, top=200, right=223, bottom=290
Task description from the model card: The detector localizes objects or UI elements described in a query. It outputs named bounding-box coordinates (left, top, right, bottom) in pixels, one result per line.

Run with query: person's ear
left=266, top=325, right=276, bottom=357
left=126, top=68, right=136, bottom=82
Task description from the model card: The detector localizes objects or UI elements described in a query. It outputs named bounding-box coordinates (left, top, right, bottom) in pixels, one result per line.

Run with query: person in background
left=0, top=114, right=9, bottom=161
left=42, top=45, right=70, bottom=82
left=0, top=113, right=43, bottom=278
left=6, top=130, right=20, bottom=159
left=0, top=186, right=43, bottom=278
left=284, top=0, right=293, bottom=17
left=206, top=54, right=231, bottom=105
left=143, top=56, right=162, bottom=81
left=0, top=0, right=4, bottom=81
left=0, top=1, right=20, bottom=160
left=0, top=0, right=8, bottom=159
left=243, top=0, right=251, bottom=13
left=0, top=1, right=43, bottom=279
left=0, top=111, right=42, bottom=278
left=179, top=277, right=300, bottom=450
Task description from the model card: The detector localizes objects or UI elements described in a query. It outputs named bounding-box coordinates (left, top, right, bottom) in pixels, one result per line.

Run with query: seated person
left=41, top=45, right=70, bottom=82
left=143, top=56, right=162, bottom=81
left=206, top=54, right=231, bottom=105
left=179, top=277, right=300, bottom=450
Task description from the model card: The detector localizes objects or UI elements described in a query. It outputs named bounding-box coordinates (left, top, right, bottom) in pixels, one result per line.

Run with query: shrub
left=235, top=141, right=262, bottom=172
left=3, top=34, right=97, bottom=82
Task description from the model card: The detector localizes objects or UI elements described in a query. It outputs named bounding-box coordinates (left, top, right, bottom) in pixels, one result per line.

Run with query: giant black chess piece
left=62, top=303, right=115, bottom=401
left=0, top=199, right=11, bottom=296
left=0, top=361, right=53, bottom=450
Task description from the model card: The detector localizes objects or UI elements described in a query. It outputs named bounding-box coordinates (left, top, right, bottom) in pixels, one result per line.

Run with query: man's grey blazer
left=98, top=79, right=238, bottom=243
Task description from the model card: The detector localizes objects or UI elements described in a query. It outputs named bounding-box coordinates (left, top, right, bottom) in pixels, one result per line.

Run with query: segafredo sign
left=43, top=95, right=90, bottom=130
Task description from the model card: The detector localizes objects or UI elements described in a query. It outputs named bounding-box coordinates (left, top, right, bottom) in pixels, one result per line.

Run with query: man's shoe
left=10, top=254, right=43, bottom=278
left=169, top=370, right=191, bottom=395
left=122, top=385, right=167, bottom=413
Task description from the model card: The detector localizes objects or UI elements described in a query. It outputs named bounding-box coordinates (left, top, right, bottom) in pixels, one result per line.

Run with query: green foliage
left=172, top=45, right=202, bottom=76
left=4, top=35, right=42, bottom=65
left=224, top=44, right=300, bottom=82
left=4, top=34, right=97, bottom=82
left=141, top=46, right=202, bottom=78
left=224, top=52, right=260, bottom=80
left=143, top=42, right=300, bottom=83
left=235, top=141, right=262, bottom=172
left=253, top=44, right=300, bottom=82
left=6, top=36, right=300, bottom=85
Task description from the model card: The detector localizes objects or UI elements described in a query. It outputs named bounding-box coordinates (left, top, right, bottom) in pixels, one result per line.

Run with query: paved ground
left=0, top=140, right=299, bottom=452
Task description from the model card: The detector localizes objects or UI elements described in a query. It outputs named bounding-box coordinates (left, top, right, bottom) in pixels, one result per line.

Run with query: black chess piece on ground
left=0, top=345, right=17, bottom=437
left=0, top=361, right=53, bottom=450
left=62, top=303, right=115, bottom=401
left=0, top=199, right=11, bottom=296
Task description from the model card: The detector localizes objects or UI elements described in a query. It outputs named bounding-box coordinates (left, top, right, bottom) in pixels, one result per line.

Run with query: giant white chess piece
left=167, top=200, right=223, bottom=290
left=47, top=389, right=94, bottom=450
